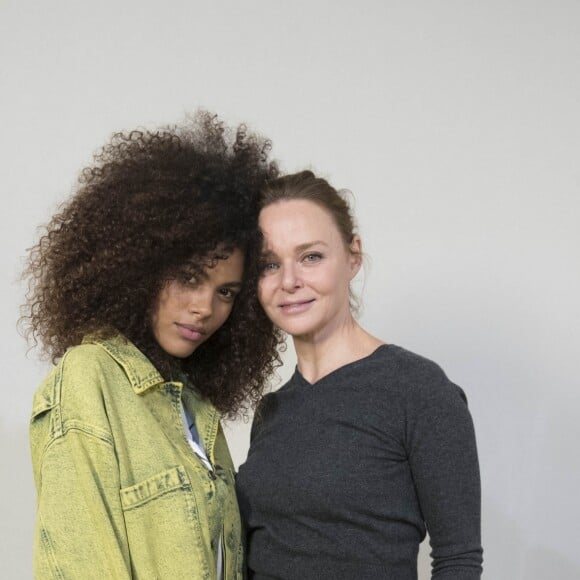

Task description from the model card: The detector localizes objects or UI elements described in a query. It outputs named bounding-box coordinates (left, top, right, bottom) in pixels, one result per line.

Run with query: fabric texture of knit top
left=236, top=344, right=483, bottom=580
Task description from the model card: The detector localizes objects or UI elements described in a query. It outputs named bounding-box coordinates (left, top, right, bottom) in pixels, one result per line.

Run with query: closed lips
left=177, top=323, right=206, bottom=333
left=279, top=299, right=315, bottom=311
left=280, top=300, right=314, bottom=307
left=176, top=324, right=206, bottom=340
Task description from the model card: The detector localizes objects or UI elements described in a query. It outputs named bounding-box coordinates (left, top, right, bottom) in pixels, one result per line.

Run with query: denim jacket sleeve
left=30, top=354, right=132, bottom=579
left=32, top=429, right=131, bottom=578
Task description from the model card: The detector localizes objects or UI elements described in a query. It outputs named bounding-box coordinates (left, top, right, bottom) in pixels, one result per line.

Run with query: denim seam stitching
left=38, top=512, right=65, bottom=580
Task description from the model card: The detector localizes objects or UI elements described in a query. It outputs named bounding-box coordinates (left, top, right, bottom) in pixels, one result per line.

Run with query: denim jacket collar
left=83, top=334, right=167, bottom=395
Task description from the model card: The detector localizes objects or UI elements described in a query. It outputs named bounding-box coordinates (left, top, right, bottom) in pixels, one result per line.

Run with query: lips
left=278, top=299, right=315, bottom=315
left=176, top=323, right=206, bottom=341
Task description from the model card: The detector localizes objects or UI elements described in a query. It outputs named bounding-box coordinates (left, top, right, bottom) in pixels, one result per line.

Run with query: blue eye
left=304, top=253, right=322, bottom=262
left=261, top=262, right=279, bottom=271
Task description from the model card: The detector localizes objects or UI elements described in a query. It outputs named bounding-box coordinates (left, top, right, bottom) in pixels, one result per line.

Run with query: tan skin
left=151, top=249, right=244, bottom=358
left=258, top=200, right=383, bottom=384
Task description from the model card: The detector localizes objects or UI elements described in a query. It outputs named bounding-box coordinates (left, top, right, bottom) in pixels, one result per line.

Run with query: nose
left=280, top=262, right=303, bottom=292
left=188, top=287, right=213, bottom=319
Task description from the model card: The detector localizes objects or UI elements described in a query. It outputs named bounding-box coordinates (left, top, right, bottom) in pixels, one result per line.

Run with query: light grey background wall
left=2, top=1, right=579, bottom=578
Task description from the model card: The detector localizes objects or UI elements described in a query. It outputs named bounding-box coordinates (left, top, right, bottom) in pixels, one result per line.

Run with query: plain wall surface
left=2, top=1, right=579, bottom=578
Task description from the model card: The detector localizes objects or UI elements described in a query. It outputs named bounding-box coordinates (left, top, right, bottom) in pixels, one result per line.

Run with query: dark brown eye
left=177, top=270, right=199, bottom=286
left=218, top=288, right=237, bottom=301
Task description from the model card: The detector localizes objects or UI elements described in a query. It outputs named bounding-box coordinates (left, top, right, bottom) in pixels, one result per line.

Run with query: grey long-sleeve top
left=236, top=344, right=483, bottom=580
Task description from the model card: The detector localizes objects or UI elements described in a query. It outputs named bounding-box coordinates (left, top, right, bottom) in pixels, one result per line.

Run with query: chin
left=161, top=342, right=198, bottom=359
left=166, top=350, right=191, bottom=359
left=277, top=321, right=319, bottom=339
left=173, top=351, right=195, bottom=359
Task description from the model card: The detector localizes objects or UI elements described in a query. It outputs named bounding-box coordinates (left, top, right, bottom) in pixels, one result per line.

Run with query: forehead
left=204, top=248, right=245, bottom=281
left=259, top=200, right=341, bottom=246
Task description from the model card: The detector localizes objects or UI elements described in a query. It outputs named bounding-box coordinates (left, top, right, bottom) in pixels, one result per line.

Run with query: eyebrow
left=295, top=241, right=328, bottom=252
left=262, top=241, right=329, bottom=257
left=221, top=281, right=243, bottom=289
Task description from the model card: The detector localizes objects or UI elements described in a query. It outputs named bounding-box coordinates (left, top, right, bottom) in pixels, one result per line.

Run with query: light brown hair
left=260, top=170, right=362, bottom=312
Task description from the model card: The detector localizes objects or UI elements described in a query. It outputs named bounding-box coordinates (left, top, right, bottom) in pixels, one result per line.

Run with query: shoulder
left=382, top=345, right=447, bottom=379
left=60, top=342, right=128, bottom=394
left=30, top=343, right=125, bottom=460
left=32, top=343, right=130, bottom=426
left=379, top=345, right=467, bottom=406
left=253, top=389, right=279, bottom=420
left=33, top=343, right=113, bottom=399
left=249, top=380, right=294, bottom=440
left=63, top=341, right=121, bottom=371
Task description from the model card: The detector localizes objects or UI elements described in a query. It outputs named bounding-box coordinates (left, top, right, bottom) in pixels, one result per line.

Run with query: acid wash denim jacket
left=30, top=334, right=243, bottom=579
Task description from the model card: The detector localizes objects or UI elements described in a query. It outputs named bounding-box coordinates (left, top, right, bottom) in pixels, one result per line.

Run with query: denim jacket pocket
left=120, top=465, right=212, bottom=579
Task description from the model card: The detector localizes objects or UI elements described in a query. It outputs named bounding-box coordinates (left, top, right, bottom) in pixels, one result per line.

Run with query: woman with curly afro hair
left=22, top=111, right=282, bottom=579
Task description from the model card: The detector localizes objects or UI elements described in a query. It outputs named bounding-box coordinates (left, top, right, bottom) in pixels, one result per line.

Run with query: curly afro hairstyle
left=22, top=110, right=283, bottom=417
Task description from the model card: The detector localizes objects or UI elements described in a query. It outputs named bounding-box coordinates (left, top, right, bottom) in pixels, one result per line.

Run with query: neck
left=292, top=316, right=383, bottom=384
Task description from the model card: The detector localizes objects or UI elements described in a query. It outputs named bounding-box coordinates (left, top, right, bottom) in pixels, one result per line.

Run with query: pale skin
left=151, top=249, right=244, bottom=359
left=258, top=199, right=383, bottom=384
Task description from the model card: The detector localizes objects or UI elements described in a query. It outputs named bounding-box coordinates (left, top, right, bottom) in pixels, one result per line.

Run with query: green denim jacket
left=30, top=334, right=244, bottom=579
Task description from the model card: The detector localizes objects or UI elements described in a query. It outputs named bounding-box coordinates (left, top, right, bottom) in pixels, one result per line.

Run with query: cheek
left=257, top=278, right=270, bottom=307
left=157, top=283, right=183, bottom=309
left=315, top=264, right=349, bottom=294
left=213, top=301, right=235, bottom=329
left=150, top=292, right=168, bottom=327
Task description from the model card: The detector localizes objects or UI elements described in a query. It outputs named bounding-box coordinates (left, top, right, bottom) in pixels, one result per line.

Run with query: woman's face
left=258, top=199, right=360, bottom=341
left=151, top=249, right=244, bottom=358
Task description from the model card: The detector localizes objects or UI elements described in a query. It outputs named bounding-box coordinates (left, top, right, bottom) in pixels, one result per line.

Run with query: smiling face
left=151, top=249, right=244, bottom=358
left=258, top=200, right=361, bottom=342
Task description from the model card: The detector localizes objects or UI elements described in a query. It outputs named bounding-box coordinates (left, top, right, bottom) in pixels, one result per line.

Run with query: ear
left=348, top=235, right=363, bottom=280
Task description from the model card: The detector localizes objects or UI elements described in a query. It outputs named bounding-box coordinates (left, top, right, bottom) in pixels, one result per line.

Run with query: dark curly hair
left=21, top=110, right=283, bottom=416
